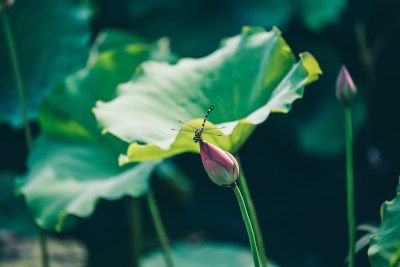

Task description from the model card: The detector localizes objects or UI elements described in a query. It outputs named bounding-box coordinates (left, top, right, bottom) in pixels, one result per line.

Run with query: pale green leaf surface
left=369, top=179, right=400, bottom=267
left=17, top=35, right=170, bottom=231
left=94, top=27, right=322, bottom=163
left=141, top=241, right=279, bottom=267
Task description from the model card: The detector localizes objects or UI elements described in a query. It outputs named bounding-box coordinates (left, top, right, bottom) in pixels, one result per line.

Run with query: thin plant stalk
left=232, top=182, right=261, bottom=267
left=1, top=10, right=32, bottom=146
left=235, top=154, right=268, bottom=267
left=146, top=187, right=175, bottom=267
left=127, top=197, right=142, bottom=267
left=1, top=10, right=49, bottom=267
left=38, top=228, right=49, bottom=267
left=344, top=106, right=356, bottom=267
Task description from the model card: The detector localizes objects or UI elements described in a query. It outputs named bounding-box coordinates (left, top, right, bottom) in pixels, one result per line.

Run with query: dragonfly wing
left=171, top=128, right=195, bottom=133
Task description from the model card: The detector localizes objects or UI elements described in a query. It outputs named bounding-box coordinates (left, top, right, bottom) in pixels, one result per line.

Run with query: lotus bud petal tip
left=199, top=140, right=239, bottom=187
left=336, top=65, right=357, bottom=105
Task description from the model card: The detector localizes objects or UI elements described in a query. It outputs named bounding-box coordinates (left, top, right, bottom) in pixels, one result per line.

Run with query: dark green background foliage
left=1, top=0, right=400, bottom=266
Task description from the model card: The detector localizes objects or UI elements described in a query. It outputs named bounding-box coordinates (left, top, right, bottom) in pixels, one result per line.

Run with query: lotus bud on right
left=336, top=65, right=357, bottom=106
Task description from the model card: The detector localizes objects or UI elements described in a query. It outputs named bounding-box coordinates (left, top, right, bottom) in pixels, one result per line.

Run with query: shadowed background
left=1, top=0, right=399, bottom=266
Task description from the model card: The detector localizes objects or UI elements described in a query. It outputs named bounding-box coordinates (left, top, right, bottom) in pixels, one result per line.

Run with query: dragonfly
left=171, top=104, right=224, bottom=143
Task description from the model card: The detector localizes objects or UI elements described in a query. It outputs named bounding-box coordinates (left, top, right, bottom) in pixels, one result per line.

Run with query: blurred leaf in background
left=298, top=96, right=366, bottom=156
left=233, top=0, right=347, bottom=33
left=93, top=0, right=347, bottom=58
left=141, top=241, right=280, bottom=267
left=94, top=27, right=321, bottom=163
left=296, top=0, right=347, bottom=32
left=16, top=31, right=174, bottom=231
left=273, top=42, right=367, bottom=156
left=0, top=172, right=37, bottom=235
left=0, top=0, right=92, bottom=128
left=233, top=0, right=294, bottom=30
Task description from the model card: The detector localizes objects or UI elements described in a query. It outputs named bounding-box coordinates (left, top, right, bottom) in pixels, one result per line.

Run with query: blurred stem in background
left=0, top=7, right=50, bottom=267
left=235, top=155, right=268, bottom=267
left=345, top=106, right=355, bottom=267
left=146, top=186, right=175, bottom=267
left=0, top=6, right=31, bottom=145
left=127, top=197, right=142, bottom=267
left=232, top=182, right=261, bottom=267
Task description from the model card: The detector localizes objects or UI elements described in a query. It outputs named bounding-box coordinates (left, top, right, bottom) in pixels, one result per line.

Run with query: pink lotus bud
left=336, top=65, right=357, bottom=105
left=199, top=140, right=239, bottom=187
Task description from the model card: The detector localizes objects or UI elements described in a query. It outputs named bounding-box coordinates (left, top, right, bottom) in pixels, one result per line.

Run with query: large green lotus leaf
left=16, top=35, right=171, bottom=231
left=94, top=27, right=321, bottom=163
left=141, top=241, right=279, bottom=267
left=17, top=134, right=159, bottom=231
left=0, top=0, right=92, bottom=128
left=38, top=42, right=165, bottom=142
left=369, top=179, right=400, bottom=266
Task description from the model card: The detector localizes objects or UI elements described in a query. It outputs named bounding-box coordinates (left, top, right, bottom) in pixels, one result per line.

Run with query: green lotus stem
left=232, top=182, right=261, bottom=267
left=1, top=10, right=49, bottom=267
left=235, top=155, right=268, bottom=267
left=127, top=197, right=142, bottom=267
left=344, top=106, right=355, bottom=267
left=38, top=228, right=50, bottom=267
left=146, top=187, right=175, bottom=267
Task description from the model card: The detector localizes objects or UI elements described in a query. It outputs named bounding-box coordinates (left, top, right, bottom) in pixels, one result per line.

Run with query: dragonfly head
left=193, top=128, right=203, bottom=143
